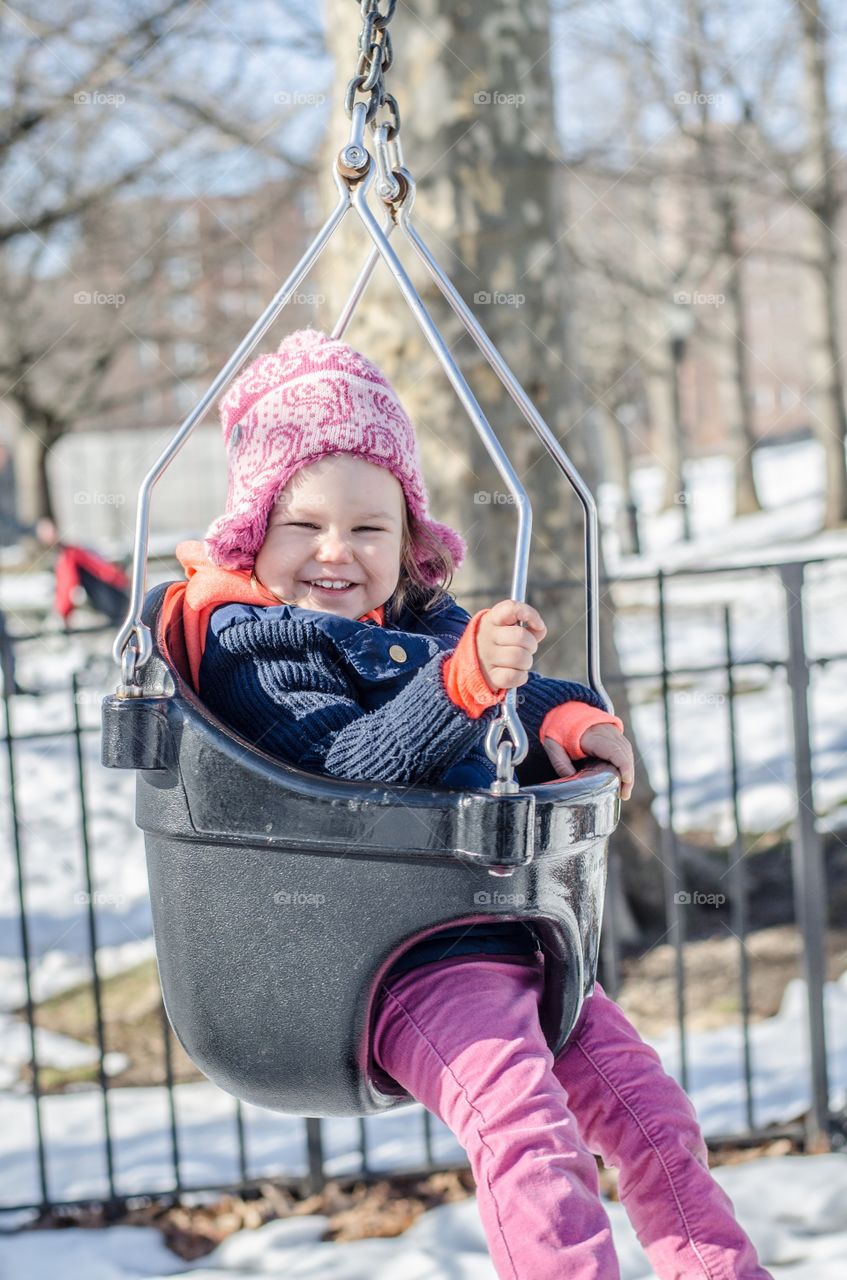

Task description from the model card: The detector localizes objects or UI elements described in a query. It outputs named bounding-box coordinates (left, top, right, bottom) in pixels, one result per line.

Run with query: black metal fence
left=1, top=554, right=844, bottom=1222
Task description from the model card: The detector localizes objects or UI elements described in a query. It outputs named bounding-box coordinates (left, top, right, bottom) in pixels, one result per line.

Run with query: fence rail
left=1, top=554, right=844, bottom=1221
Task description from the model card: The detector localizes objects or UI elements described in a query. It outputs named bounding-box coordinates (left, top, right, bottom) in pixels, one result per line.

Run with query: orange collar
left=167, top=541, right=384, bottom=690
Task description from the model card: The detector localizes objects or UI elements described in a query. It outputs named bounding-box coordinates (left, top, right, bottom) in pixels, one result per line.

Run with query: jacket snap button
left=388, top=644, right=407, bottom=663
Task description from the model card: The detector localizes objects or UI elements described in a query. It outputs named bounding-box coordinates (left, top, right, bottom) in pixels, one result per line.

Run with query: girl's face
left=253, top=454, right=405, bottom=619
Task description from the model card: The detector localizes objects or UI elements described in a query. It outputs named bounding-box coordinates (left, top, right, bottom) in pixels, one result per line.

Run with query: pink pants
left=372, top=954, right=772, bottom=1280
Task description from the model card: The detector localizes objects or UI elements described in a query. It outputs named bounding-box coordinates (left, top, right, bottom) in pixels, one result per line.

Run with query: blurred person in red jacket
left=35, top=518, right=130, bottom=627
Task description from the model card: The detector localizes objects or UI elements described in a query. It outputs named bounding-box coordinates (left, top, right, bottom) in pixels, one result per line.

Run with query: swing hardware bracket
left=337, top=101, right=370, bottom=179
left=454, top=786, right=535, bottom=870
left=115, top=634, right=148, bottom=698
left=101, top=694, right=175, bottom=770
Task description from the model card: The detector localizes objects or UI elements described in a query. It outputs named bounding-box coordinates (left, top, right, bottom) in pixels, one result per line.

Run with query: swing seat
left=102, top=582, right=620, bottom=1117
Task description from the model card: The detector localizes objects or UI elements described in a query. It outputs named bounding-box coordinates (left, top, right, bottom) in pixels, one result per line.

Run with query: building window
left=222, top=255, right=244, bottom=287
left=172, top=341, right=204, bottom=373
left=172, top=207, right=199, bottom=238
left=169, top=295, right=202, bottom=328
left=165, top=256, right=199, bottom=287
left=138, top=341, right=160, bottom=372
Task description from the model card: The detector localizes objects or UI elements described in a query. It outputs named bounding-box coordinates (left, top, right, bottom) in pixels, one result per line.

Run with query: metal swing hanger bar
left=395, top=172, right=613, bottom=719
left=335, top=129, right=535, bottom=786
left=333, top=126, right=614, bottom=723
left=111, top=122, right=524, bottom=731
left=110, top=135, right=532, bottom=786
left=111, top=2, right=611, bottom=782
left=110, top=0, right=400, bottom=689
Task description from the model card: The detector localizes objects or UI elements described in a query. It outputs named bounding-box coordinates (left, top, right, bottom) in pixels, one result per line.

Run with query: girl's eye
left=286, top=522, right=384, bottom=532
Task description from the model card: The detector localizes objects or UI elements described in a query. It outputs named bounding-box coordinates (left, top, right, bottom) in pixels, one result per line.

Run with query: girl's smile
left=253, top=453, right=406, bottom=619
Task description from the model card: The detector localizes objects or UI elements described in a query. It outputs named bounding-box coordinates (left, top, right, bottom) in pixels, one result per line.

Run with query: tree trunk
left=683, top=0, right=763, bottom=520
left=643, top=345, right=685, bottom=512
left=797, top=0, right=847, bottom=527
left=35, top=426, right=56, bottom=523
left=5, top=397, right=55, bottom=526
left=598, top=401, right=640, bottom=555
left=716, top=198, right=763, bottom=516
left=317, top=0, right=687, bottom=936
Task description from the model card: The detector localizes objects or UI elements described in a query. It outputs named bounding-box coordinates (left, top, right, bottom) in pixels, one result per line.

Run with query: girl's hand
left=543, top=723, right=635, bottom=801
left=476, top=599, right=547, bottom=692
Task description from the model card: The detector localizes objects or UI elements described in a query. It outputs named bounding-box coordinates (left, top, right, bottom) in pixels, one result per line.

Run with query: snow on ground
left=0, top=437, right=845, bottom=1257
left=599, top=438, right=847, bottom=840
left=2, top=440, right=842, bottom=1028
left=649, top=972, right=847, bottom=1134
left=0, top=970, right=843, bottom=1224
left=600, top=436, right=846, bottom=573
left=1, top=1153, right=847, bottom=1278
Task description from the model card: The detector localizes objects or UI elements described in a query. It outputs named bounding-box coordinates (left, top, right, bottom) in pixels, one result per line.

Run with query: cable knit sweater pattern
left=198, top=591, right=609, bottom=790
left=197, top=589, right=610, bottom=977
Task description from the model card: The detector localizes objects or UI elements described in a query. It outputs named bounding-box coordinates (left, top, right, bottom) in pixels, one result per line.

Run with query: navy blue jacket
left=199, top=589, right=608, bottom=977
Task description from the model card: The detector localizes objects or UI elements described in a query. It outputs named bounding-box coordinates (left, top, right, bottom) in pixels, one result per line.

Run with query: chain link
left=344, top=0, right=400, bottom=141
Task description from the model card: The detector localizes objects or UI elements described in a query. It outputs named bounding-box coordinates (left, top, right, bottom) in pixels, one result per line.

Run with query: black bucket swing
left=101, top=15, right=622, bottom=1119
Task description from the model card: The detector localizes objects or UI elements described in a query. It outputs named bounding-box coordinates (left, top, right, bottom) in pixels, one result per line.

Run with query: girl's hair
left=390, top=501, right=457, bottom=617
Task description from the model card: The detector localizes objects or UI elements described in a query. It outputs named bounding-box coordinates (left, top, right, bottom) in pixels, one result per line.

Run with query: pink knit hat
left=203, top=328, right=466, bottom=585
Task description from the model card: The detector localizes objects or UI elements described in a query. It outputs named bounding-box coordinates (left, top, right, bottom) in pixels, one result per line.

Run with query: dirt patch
left=29, top=1169, right=478, bottom=1257
left=17, top=924, right=847, bottom=1092
left=614, top=923, right=847, bottom=1036
left=17, top=958, right=202, bottom=1092
left=27, top=1137, right=803, bottom=1257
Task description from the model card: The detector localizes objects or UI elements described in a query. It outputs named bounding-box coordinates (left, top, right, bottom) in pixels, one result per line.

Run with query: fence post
left=3, top=656, right=50, bottom=1211
left=305, top=1117, right=325, bottom=1195
left=779, top=561, right=830, bottom=1150
left=657, top=569, right=689, bottom=1089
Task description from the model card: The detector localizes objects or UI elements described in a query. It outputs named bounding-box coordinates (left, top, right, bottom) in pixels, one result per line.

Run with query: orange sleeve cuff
left=539, top=702, right=624, bottom=760
left=442, top=609, right=505, bottom=719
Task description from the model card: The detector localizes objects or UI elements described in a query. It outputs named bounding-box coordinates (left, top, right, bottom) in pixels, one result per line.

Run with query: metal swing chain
left=343, top=0, right=401, bottom=146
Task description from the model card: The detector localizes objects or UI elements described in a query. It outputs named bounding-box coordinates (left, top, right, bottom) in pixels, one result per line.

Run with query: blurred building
left=682, top=198, right=812, bottom=452
left=19, top=180, right=320, bottom=549
left=8, top=154, right=840, bottom=547
left=566, top=150, right=826, bottom=460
